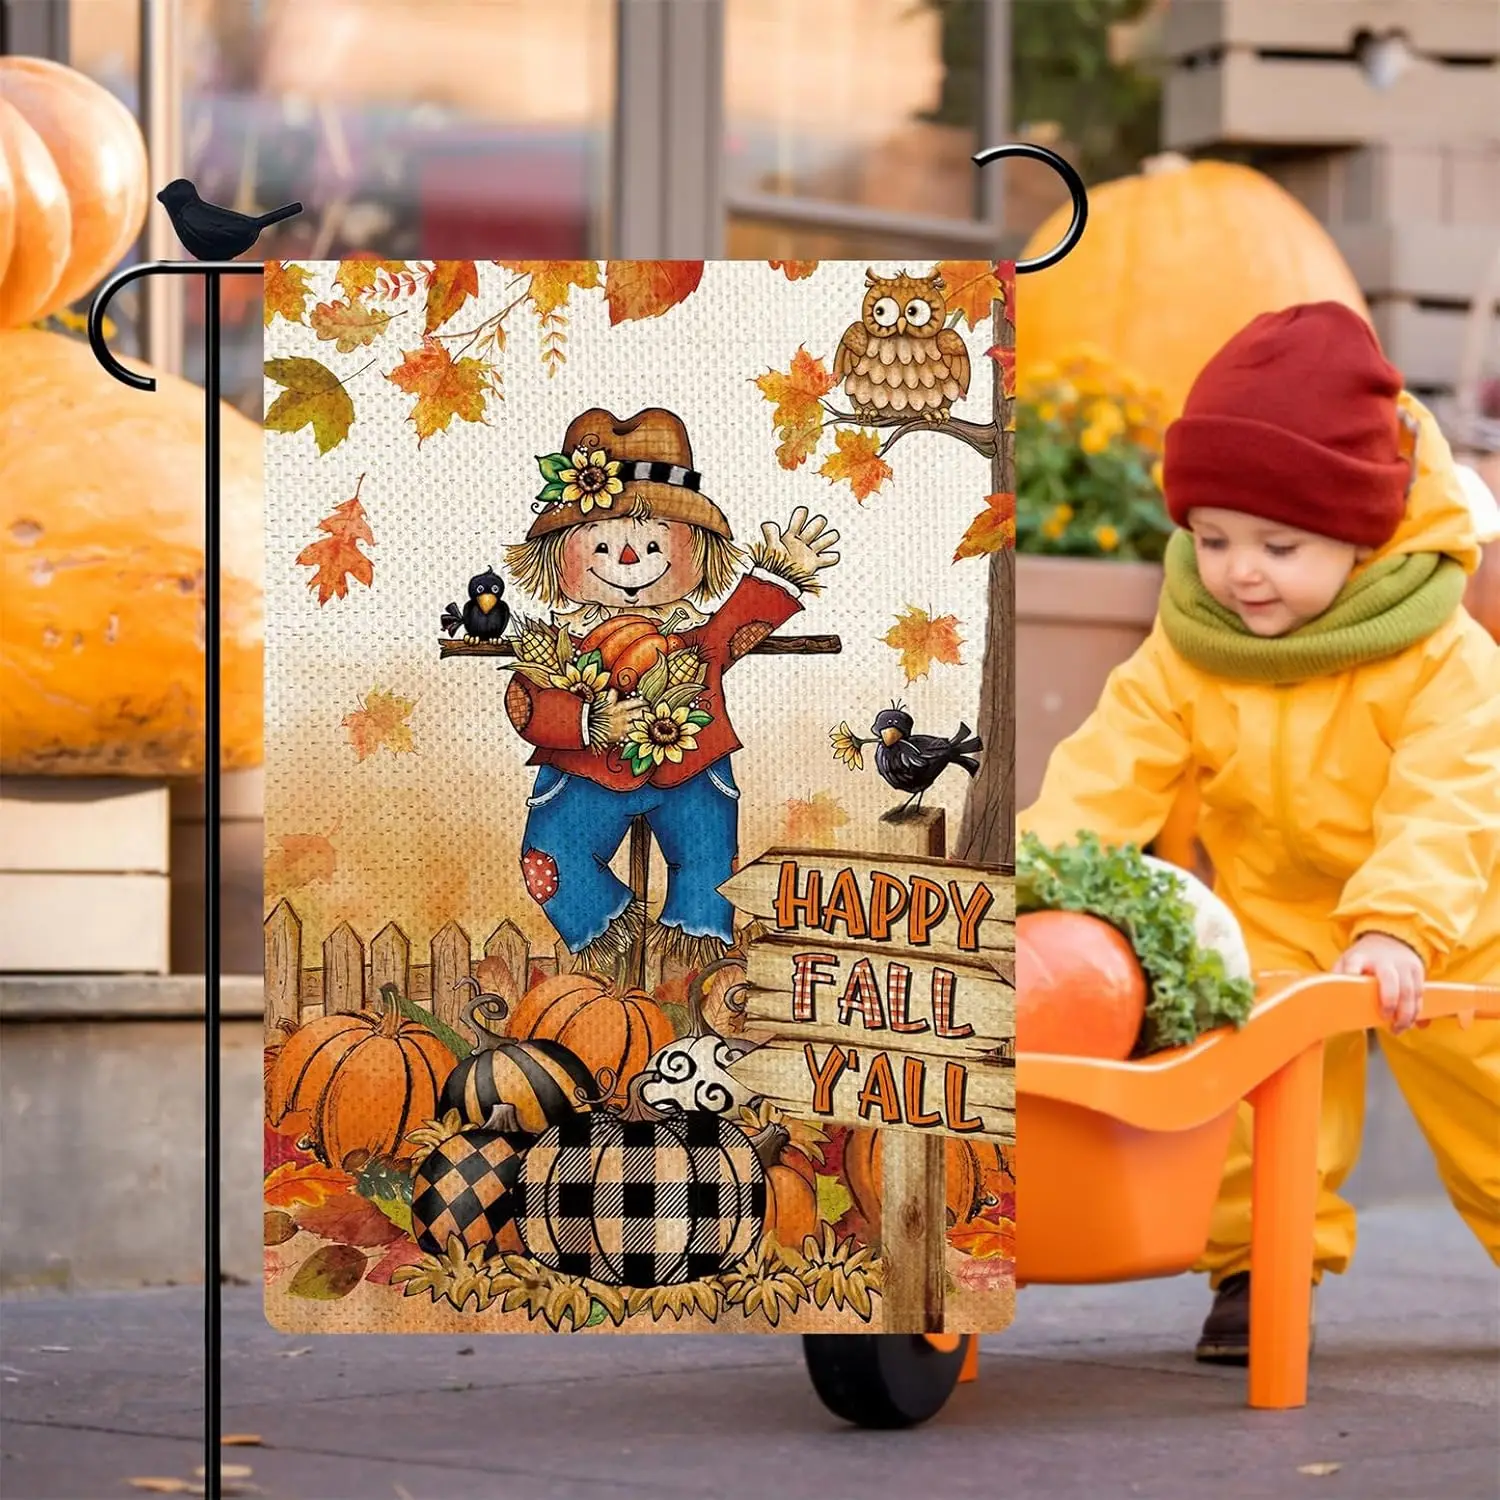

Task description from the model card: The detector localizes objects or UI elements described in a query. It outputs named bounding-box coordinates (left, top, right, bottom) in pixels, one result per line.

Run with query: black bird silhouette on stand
left=834, top=705, right=983, bottom=811
left=441, top=568, right=511, bottom=641
left=155, top=178, right=303, bottom=260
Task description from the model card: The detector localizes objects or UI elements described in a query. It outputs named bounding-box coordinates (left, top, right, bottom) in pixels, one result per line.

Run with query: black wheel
left=803, top=1334, right=970, bottom=1429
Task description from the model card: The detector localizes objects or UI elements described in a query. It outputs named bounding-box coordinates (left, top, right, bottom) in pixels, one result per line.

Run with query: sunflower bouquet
left=1015, top=345, right=1173, bottom=563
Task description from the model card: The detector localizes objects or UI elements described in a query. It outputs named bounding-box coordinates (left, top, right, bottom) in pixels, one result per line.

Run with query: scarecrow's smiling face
left=560, top=518, right=700, bottom=608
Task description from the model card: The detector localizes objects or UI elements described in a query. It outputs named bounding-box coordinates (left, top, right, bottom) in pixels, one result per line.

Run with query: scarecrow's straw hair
left=504, top=517, right=745, bottom=609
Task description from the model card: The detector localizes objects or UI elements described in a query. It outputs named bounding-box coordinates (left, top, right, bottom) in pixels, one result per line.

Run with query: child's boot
left=1194, top=1273, right=1318, bottom=1365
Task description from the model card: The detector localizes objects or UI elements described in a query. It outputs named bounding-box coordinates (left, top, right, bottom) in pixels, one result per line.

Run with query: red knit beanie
left=1163, top=302, right=1410, bottom=548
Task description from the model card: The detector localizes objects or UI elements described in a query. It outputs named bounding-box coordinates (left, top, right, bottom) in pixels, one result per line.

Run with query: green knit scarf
left=1158, top=529, right=1467, bottom=684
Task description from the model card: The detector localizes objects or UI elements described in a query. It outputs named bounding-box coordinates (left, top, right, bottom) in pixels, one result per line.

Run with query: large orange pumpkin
left=1016, top=909, right=1147, bottom=1060
left=1018, top=153, right=1368, bottom=418
left=0, top=56, right=149, bottom=326
left=0, top=329, right=264, bottom=775
left=266, top=993, right=457, bottom=1169
left=578, top=615, right=686, bottom=691
left=505, top=971, right=674, bottom=1108
left=843, top=1131, right=1004, bottom=1244
left=762, top=1131, right=819, bottom=1248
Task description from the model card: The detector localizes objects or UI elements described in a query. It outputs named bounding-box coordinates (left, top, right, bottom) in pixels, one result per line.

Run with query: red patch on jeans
left=521, top=848, right=560, bottom=904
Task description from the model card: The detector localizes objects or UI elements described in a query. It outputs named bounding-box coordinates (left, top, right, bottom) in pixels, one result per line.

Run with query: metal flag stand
left=79, top=137, right=1089, bottom=1481
left=89, top=258, right=263, bottom=1500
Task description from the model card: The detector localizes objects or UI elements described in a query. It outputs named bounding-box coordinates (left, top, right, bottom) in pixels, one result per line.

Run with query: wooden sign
left=723, top=846, right=1015, bottom=1144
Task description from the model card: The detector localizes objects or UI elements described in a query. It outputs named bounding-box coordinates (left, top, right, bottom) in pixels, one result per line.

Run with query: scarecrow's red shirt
left=503, top=569, right=803, bottom=791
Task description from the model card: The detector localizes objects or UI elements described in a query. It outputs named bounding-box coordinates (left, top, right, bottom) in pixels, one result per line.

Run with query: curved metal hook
left=972, top=143, right=1089, bottom=274
left=88, top=259, right=265, bottom=390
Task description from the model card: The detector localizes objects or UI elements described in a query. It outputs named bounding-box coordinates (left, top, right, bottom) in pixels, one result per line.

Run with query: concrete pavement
left=2, top=1203, right=1496, bottom=1500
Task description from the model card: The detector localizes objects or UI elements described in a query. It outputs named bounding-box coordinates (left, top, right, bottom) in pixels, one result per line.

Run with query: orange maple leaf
left=953, top=492, right=1016, bottom=562
left=883, top=605, right=965, bottom=683
left=387, top=339, right=492, bottom=444
left=604, top=260, right=705, bottom=324
left=755, top=347, right=835, bottom=469
left=986, top=341, right=1016, bottom=399
left=782, top=791, right=849, bottom=845
left=263, top=260, right=312, bottom=326
left=263, top=1161, right=351, bottom=1211
left=424, top=260, right=479, bottom=334
left=496, top=259, right=601, bottom=319
left=295, top=481, right=375, bottom=604
left=264, top=832, right=338, bottom=892
left=819, top=427, right=892, bottom=502
left=309, top=299, right=394, bottom=354
left=341, top=687, right=417, bottom=761
left=937, top=259, right=1005, bottom=328
left=333, top=258, right=410, bottom=300
left=948, top=1216, right=1016, bottom=1260
left=769, top=259, right=818, bottom=280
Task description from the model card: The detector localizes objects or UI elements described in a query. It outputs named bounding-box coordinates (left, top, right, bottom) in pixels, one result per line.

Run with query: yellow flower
left=1151, top=458, right=1166, bottom=492
left=1094, top=524, right=1120, bottom=552
left=829, top=721, right=868, bottom=772
left=1037, top=400, right=1060, bottom=423
left=1085, top=401, right=1125, bottom=436
left=1080, top=422, right=1112, bottom=456
left=550, top=656, right=610, bottom=701
left=1040, top=503, right=1072, bottom=541
left=624, top=704, right=707, bottom=769
left=559, top=447, right=624, bottom=514
left=1025, top=360, right=1059, bottom=388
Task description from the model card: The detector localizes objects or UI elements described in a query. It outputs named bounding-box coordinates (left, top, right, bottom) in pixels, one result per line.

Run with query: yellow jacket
left=1019, top=396, right=1500, bottom=981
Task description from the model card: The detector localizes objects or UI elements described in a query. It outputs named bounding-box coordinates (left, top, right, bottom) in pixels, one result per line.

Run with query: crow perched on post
left=155, top=178, right=303, bottom=260
left=869, top=706, right=982, bottom=810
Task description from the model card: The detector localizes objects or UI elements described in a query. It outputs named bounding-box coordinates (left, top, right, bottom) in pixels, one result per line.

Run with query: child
left=1018, top=303, right=1500, bottom=1363
left=502, top=405, right=839, bottom=977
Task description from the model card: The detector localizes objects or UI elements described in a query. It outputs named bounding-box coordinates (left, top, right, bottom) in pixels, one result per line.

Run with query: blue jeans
left=520, top=757, right=741, bottom=952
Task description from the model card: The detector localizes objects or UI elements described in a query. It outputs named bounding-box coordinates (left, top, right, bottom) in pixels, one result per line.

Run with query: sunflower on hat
left=536, top=438, right=625, bottom=515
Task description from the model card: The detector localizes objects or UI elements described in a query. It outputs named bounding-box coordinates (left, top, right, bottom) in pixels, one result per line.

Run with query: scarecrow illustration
left=501, top=406, right=840, bottom=976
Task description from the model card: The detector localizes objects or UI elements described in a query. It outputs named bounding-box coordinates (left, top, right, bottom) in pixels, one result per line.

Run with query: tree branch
left=819, top=402, right=999, bottom=461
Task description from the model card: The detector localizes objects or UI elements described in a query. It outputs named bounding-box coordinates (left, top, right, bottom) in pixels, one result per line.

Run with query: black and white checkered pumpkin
left=516, top=1097, right=766, bottom=1288
left=410, top=1125, right=531, bottom=1258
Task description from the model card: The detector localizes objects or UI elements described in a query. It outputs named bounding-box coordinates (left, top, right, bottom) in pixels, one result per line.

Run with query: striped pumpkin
left=505, top=973, right=673, bottom=1110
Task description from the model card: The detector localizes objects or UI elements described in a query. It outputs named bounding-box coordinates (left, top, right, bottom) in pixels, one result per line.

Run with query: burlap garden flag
left=262, top=257, right=1017, bottom=1335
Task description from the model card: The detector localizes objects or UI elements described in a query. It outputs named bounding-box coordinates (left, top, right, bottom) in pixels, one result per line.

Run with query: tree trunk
left=956, top=291, right=1016, bottom=868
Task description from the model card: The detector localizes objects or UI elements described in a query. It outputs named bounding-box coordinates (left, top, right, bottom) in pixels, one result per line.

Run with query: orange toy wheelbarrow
left=803, top=973, right=1500, bottom=1428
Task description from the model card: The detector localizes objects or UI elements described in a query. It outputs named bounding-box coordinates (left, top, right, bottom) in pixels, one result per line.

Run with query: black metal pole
left=90, top=260, right=261, bottom=1500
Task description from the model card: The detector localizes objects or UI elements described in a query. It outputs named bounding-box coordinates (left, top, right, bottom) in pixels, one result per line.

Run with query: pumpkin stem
left=1141, top=151, right=1191, bottom=176
left=618, top=1070, right=669, bottom=1124
left=685, top=952, right=747, bottom=1039
left=455, top=977, right=510, bottom=1048
left=750, top=1120, right=790, bottom=1171
left=376, top=983, right=407, bottom=1038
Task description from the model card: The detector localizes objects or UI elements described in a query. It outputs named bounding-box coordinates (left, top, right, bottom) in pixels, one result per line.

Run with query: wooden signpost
left=722, top=808, right=1015, bottom=1333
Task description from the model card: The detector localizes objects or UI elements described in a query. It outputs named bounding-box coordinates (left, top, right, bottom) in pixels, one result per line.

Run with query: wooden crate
left=1163, top=49, right=1498, bottom=151
left=1369, top=294, right=1500, bottom=389
left=0, top=779, right=170, bottom=974
left=1331, top=223, right=1500, bottom=302
left=1267, top=144, right=1500, bottom=227
left=169, top=768, right=263, bottom=976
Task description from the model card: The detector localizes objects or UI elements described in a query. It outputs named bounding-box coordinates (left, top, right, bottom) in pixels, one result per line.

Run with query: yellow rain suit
left=1018, top=395, right=1500, bottom=1277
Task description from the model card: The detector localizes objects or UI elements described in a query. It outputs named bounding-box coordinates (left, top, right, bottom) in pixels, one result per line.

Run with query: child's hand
left=1333, top=932, right=1425, bottom=1032
left=762, top=506, right=841, bottom=586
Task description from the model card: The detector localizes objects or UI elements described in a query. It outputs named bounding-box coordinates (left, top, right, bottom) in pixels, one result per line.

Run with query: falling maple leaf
left=769, top=259, right=818, bottom=280
left=263, top=260, right=312, bottom=326
left=497, top=259, right=601, bottom=318
left=604, top=260, right=705, bottom=324
left=937, top=259, right=1005, bottom=328
left=819, top=427, right=892, bottom=502
left=948, top=1217, right=1015, bottom=1260
left=782, top=790, right=848, bottom=844
left=424, top=259, right=479, bottom=334
left=309, top=298, right=394, bottom=353
left=387, top=339, right=492, bottom=444
left=264, top=832, right=338, bottom=891
left=263, top=1161, right=352, bottom=1211
left=755, top=346, right=835, bottom=469
left=333, top=258, right=410, bottom=300
left=264, top=357, right=356, bottom=454
left=986, top=340, right=1016, bottom=399
left=295, top=477, right=375, bottom=603
left=342, top=687, right=417, bottom=761
left=953, top=492, right=1016, bottom=562
left=883, top=605, right=965, bottom=682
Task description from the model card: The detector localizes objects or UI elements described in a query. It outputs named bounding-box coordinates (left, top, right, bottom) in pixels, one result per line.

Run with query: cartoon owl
left=833, top=268, right=972, bottom=423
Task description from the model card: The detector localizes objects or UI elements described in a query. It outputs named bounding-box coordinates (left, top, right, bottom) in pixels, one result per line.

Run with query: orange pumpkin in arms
left=578, top=615, right=687, bottom=691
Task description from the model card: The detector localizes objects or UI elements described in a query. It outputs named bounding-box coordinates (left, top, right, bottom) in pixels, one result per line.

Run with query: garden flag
left=261, top=257, right=1018, bottom=1335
